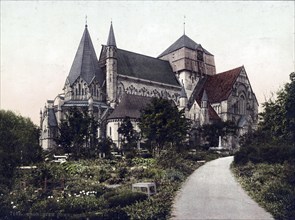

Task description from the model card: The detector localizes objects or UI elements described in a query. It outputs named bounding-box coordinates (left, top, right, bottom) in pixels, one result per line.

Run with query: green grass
left=232, top=162, right=295, bottom=219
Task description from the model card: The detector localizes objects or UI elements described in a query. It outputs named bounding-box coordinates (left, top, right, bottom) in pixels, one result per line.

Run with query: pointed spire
left=107, top=22, right=117, bottom=47
left=180, top=84, right=187, bottom=98
left=202, top=90, right=208, bottom=102
left=67, top=25, right=103, bottom=86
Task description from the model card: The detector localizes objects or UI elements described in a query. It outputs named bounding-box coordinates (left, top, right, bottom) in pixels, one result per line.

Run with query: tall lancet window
left=239, top=94, right=246, bottom=115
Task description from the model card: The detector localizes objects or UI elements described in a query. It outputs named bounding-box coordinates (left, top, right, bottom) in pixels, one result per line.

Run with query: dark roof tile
left=204, top=66, right=243, bottom=103
left=158, top=34, right=212, bottom=58
left=117, top=49, right=180, bottom=86
left=67, top=26, right=104, bottom=86
left=107, top=94, right=153, bottom=120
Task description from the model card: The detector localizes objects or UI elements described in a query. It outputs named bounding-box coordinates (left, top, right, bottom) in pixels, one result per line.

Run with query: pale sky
left=1, top=1, right=294, bottom=126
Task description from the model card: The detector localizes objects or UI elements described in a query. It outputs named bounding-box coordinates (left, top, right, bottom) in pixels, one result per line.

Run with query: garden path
left=171, top=156, right=273, bottom=220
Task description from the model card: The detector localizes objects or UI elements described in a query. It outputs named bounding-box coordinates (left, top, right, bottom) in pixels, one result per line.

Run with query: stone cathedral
left=40, top=23, right=258, bottom=150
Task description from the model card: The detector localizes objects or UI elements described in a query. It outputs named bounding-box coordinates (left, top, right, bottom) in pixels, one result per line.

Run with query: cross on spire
left=183, top=15, right=186, bottom=35
left=85, top=15, right=88, bottom=27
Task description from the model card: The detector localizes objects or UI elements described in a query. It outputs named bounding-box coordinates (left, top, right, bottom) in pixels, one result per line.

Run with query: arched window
left=82, top=88, right=84, bottom=96
left=78, top=84, right=81, bottom=95
left=239, top=94, right=246, bottom=115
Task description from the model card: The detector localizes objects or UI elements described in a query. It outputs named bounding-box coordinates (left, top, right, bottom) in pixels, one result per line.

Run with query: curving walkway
left=171, top=156, right=273, bottom=220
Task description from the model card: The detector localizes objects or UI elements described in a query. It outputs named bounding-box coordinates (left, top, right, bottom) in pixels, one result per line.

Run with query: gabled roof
left=107, top=22, right=116, bottom=46
left=117, top=49, right=180, bottom=87
left=108, top=94, right=153, bottom=120
left=67, top=25, right=103, bottom=86
left=158, top=34, right=212, bottom=58
left=204, top=66, right=243, bottom=103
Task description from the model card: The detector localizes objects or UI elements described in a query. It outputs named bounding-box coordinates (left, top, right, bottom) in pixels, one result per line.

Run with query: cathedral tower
left=158, top=34, right=216, bottom=98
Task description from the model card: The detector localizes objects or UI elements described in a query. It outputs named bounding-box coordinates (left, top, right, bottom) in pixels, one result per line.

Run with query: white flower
left=11, top=201, right=14, bottom=205
left=13, top=206, right=16, bottom=209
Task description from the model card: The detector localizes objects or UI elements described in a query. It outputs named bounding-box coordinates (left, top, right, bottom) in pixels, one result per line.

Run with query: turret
left=106, top=22, right=118, bottom=108
left=88, top=92, right=94, bottom=115
left=40, top=109, right=43, bottom=129
left=179, top=85, right=188, bottom=110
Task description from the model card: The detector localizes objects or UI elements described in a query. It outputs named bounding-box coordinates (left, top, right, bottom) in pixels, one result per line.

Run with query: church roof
left=158, top=34, right=213, bottom=58
left=204, top=66, right=243, bottom=103
left=107, top=94, right=153, bottom=120
left=117, top=49, right=180, bottom=86
left=48, top=108, right=58, bottom=127
left=107, top=22, right=116, bottom=46
left=67, top=25, right=103, bottom=86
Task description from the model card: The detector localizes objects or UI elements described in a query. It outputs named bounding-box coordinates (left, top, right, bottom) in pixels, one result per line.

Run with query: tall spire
left=107, top=22, right=117, bottom=47
left=66, top=25, right=103, bottom=86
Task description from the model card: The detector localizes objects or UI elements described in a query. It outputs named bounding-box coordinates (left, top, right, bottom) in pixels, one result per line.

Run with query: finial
left=183, top=15, right=186, bottom=35
left=85, top=15, right=88, bottom=27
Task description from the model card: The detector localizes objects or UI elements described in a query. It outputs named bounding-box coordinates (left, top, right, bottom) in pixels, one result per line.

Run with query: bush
left=107, top=191, right=147, bottom=208
left=233, top=162, right=295, bottom=219
left=234, top=143, right=295, bottom=165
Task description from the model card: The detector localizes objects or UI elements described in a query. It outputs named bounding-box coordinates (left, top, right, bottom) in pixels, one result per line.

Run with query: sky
left=1, top=1, right=294, bottom=126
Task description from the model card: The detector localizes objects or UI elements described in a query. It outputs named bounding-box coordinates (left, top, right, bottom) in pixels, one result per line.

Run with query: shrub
left=164, top=169, right=185, bottom=182
left=234, top=143, right=295, bottom=165
left=107, top=191, right=147, bottom=208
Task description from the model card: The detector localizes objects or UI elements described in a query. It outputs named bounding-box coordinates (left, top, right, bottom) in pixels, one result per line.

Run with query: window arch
left=239, top=94, right=246, bottom=115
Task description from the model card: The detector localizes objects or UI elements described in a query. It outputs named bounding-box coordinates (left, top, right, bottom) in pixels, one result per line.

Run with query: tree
left=0, top=110, right=42, bottom=190
left=259, top=72, right=295, bottom=143
left=139, top=98, right=190, bottom=156
left=118, top=117, right=139, bottom=152
left=55, top=107, right=99, bottom=159
left=198, top=120, right=238, bottom=149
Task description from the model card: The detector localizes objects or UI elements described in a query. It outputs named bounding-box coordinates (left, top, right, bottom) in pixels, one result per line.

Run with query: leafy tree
left=118, top=117, right=139, bottom=152
left=198, top=120, right=238, bottom=149
left=259, top=72, right=295, bottom=143
left=0, top=110, right=42, bottom=190
left=55, top=107, right=98, bottom=159
left=139, top=98, right=190, bottom=156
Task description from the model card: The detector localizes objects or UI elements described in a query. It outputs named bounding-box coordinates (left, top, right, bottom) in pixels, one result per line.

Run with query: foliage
left=118, top=117, right=139, bottom=152
left=1, top=149, right=219, bottom=219
left=198, top=120, right=238, bottom=149
left=107, top=191, right=147, bottom=208
left=259, top=72, right=295, bottom=143
left=139, top=98, right=191, bottom=156
left=232, top=163, right=295, bottom=219
left=233, top=73, right=295, bottom=219
left=0, top=110, right=42, bottom=190
left=55, top=107, right=99, bottom=159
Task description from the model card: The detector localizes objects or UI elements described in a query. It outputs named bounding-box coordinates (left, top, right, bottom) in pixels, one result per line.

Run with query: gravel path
left=171, top=156, right=273, bottom=220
